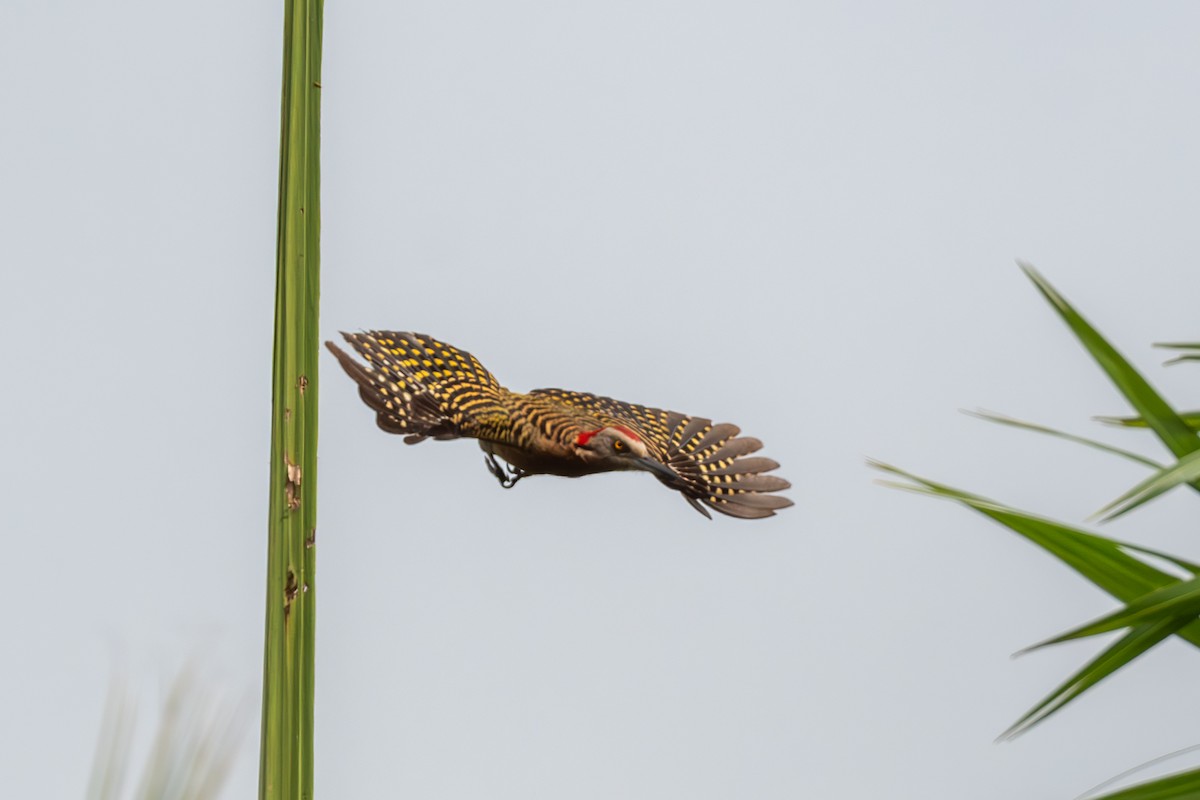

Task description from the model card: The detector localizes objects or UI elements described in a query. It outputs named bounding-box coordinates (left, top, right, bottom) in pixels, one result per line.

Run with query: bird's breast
left=482, top=441, right=610, bottom=478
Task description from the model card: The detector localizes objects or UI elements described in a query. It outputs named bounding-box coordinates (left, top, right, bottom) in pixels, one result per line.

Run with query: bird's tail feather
left=326, top=331, right=509, bottom=444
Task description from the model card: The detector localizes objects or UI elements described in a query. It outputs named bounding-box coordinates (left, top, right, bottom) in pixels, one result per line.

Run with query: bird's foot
left=484, top=452, right=526, bottom=489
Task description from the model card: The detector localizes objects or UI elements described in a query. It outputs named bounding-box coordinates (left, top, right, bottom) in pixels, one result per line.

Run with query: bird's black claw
left=484, top=453, right=504, bottom=482
left=484, top=452, right=525, bottom=489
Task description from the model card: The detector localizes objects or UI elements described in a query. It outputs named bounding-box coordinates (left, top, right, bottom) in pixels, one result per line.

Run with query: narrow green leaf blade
left=1096, top=411, right=1200, bottom=432
left=1099, top=448, right=1200, bottom=521
left=1020, top=264, right=1200, bottom=461
left=1154, top=342, right=1200, bottom=351
left=1000, top=617, right=1188, bottom=739
left=1021, top=575, right=1200, bottom=651
left=965, top=409, right=1163, bottom=469
left=1090, top=767, right=1200, bottom=800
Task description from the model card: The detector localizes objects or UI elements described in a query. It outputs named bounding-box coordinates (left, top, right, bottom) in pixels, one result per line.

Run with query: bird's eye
left=613, top=439, right=625, bottom=452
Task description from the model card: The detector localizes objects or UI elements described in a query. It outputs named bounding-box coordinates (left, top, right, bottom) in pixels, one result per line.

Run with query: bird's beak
left=632, top=456, right=683, bottom=485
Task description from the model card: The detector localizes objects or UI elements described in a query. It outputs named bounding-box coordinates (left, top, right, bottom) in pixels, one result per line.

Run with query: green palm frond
left=876, top=266, right=1200, bottom=795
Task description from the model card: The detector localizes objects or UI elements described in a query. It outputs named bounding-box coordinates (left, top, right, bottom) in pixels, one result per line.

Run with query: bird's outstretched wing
left=326, top=331, right=516, bottom=444
left=529, top=388, right=793, bottom=519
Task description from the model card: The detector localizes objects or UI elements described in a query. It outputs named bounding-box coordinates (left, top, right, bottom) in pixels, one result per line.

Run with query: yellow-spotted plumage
left=327, top=331, right=792, bottom=519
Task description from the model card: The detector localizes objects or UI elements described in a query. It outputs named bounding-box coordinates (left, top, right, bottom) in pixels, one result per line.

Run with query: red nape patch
left=576, top=426, right=641, bottom=446
left=575, top=429, right=602, bottom=446
left=612, top=425, right=641, bottom=442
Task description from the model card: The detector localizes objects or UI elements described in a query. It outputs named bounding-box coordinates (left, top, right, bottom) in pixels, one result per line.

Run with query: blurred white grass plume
left=87, top=664, right=250, bottom=800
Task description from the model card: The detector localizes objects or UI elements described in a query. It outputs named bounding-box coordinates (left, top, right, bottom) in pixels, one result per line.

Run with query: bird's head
left=573, top=425, right=678, bottom=482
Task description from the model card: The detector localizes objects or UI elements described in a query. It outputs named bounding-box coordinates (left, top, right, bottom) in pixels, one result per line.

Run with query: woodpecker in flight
left=326, top=331, right=792, bottom=519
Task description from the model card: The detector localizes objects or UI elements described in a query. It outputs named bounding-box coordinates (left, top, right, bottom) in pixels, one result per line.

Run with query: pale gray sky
left=4, top=1, right=1200, bottom=797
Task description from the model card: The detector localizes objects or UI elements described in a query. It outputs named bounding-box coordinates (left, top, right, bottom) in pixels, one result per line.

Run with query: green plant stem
left=259, top=0, right=323, bottom=796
